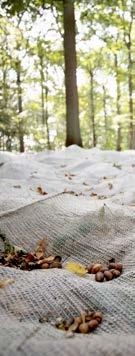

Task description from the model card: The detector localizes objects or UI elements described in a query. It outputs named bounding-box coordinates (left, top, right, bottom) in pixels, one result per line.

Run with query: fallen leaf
left=65, top=261, right=87, bottom=276
left=35, top=239, right=47, bottom=259
left=108, top=183, right=113, bottom=190
left=0, top=278, right=15, bottom=288
left=37, top=186, right=48, bottom=195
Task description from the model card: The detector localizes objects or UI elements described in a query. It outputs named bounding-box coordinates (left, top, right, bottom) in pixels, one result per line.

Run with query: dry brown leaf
left=35, top=239, right=47, bottom=259
left=0, top=278, right=15, bottom=288
left=37, top=186, right=48, bottom=195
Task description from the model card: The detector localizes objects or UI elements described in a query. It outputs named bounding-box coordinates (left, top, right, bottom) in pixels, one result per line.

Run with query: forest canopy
left=0, top=0, right=134, bottom=152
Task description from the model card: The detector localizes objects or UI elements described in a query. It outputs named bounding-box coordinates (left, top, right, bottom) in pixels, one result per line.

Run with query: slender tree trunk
left=16, top=61, right=24, bottom=152
left=114, top=54, right=122, bottom=151
left=45, top=85, right=51, bottom=149
left=103, top=85, right=108, bottom=146
left=39, top=55, right=50, bottom=149
left=63, top=0, right=82, bottom=147
left=89, top=69, right=96, bottom=147
left=127, top=37, right=134, bottom=148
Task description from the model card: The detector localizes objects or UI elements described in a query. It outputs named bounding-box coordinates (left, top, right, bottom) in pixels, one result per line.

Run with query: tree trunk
left=114, top=54, right=122, bottom=151
left=127, top=37, right=134, bottom=149
left=63, top=0, right=82, bottom=147
left=16, top=61, right=24, bottom=153
left=39, top=55, right=51, bottom=149
left=90, top=69, right=96, bottom=147
left=103, top=85, right=108, bottom=147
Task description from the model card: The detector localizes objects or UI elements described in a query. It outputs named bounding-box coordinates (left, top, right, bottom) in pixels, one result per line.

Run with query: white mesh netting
left=0, top=146, right=135, bottom=355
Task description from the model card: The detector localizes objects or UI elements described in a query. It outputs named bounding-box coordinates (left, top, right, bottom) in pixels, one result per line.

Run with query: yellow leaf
left=65, top=261, right=87, bottom=276
left=0, top=278, right=15, bottom=288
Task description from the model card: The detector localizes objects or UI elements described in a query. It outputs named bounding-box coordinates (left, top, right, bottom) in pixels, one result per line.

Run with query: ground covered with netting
left=0, top=146, right=135, bottom=355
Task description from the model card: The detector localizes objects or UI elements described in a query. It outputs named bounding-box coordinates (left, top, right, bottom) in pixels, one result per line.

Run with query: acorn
left=95, top=272, right=104, bottom=282
left=50, top=261, right=62, bottom=268
left=100, top=265, right=108, bottom=273
left=110, top=269, right=121, bottom=278
left=85, top=312, right=95, bottom=322
left=104, top=270, right=113, bottom=281
left=88, top=319, right=99, bottom=330
left=54, top=255, right=62, bottom=263
left=93, top=311, right=103, bottom=323
left=79, top=322, right=89, bottom=334
left=91, top=263, right=102, bottom=274
left=115, top=263, right=123, bottom=272
left=108, top=262, right=116, bottom=270
left=87, top=264, right=93, bottom=273
left=41, top=263, right=49, bottom=269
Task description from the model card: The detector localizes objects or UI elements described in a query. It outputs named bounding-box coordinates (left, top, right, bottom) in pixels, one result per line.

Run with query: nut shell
left=41, top=263, right=49, bottom=269
left=88, top=319, right=99, bottom=330
left=93, top=311, right=103, bottom=323
left=104, top=270, right=113, bottom=281
left=95, top=272, right=104, bottom=282
left=91, top=263, right=102, bottom=274
left=79, top=323, right=89, bottom=333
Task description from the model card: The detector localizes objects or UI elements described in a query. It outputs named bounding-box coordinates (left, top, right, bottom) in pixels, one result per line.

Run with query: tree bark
left=16, top=60, right=25, bottom=152
left=39, top=54, right=51, bottom=149
left=114, top=54, right=122, bottom=151
left=90, top=69, right=96, bottom=147
left=103, top=85, right=108, bottom=147
left=127, top=36, right=134, bottom=148
left=63, top=0, right=82, bottom=147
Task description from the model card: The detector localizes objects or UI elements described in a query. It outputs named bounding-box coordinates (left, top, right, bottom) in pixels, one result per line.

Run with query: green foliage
left=0, top=0, right=134, bottom=151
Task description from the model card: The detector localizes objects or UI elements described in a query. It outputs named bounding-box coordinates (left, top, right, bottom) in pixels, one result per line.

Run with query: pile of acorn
left=55, top=310, right=103, bottom=334
left=87, top=259, right=123, bottom=282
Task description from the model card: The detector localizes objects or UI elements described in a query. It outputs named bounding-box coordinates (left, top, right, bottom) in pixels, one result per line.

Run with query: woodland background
left=0, top=0, right=134, bottom=152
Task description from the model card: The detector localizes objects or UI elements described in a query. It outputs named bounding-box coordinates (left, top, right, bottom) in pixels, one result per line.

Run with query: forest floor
left=0, top=145, right=135, bottom=355
left=0, top=145, right=135, bottom=214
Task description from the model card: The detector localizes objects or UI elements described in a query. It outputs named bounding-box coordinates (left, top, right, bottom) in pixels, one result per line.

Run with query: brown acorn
left=93, top=311, right=103, bottom=323
left=100, top=265, right=108, bottom=273
left=104, top=270, right=113, bottom=281
left=87, top=264, right=93, bottom=273
left=91, top=263, right=102, bottom=274
left=88, top=319, right=99, bottom=330
left=110, top=269, right=121, bottom=278
left=108, top=262, right=116, bottom=270
left=41, top=263, right=49, bottom=269
left=50, top=261, right=62, bottom=268
left=79, top=322, right=89, bottom=334
left=54, top=255, right=62, bottom=263
left=95, top=272, right=104, bottom=282
left=115, top=263, right=123, bottom=272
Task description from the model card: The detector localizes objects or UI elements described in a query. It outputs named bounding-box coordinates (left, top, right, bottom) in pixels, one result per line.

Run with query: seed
left=85, top=312, right=95, bottom=322
left=79, top=323, right=89, bottom=334
left=88, top=319, right=99, bottom=330
left=95, top=272, right=104, bottom=282
left=91, top=263, right=102, bottom=274
left=100, top=265, right=108, bottom=273
left=93, top=311, right=103, bottom=323
left=41, top=263, right=49, bottom=269
left=115, top=263, right=123, bottom=272
left=65, top=317, right=74, bottom=330
left=108, top=262, right=116, bottom=270
left=104, top=270, right=113, bottom=281
left=111, top=269, right=121, bottom=278
left=54, top=255, right=62, bottom=262
left=50, top=261, right=62, bottom=268
left=87, top=264, right=93, bottom=273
